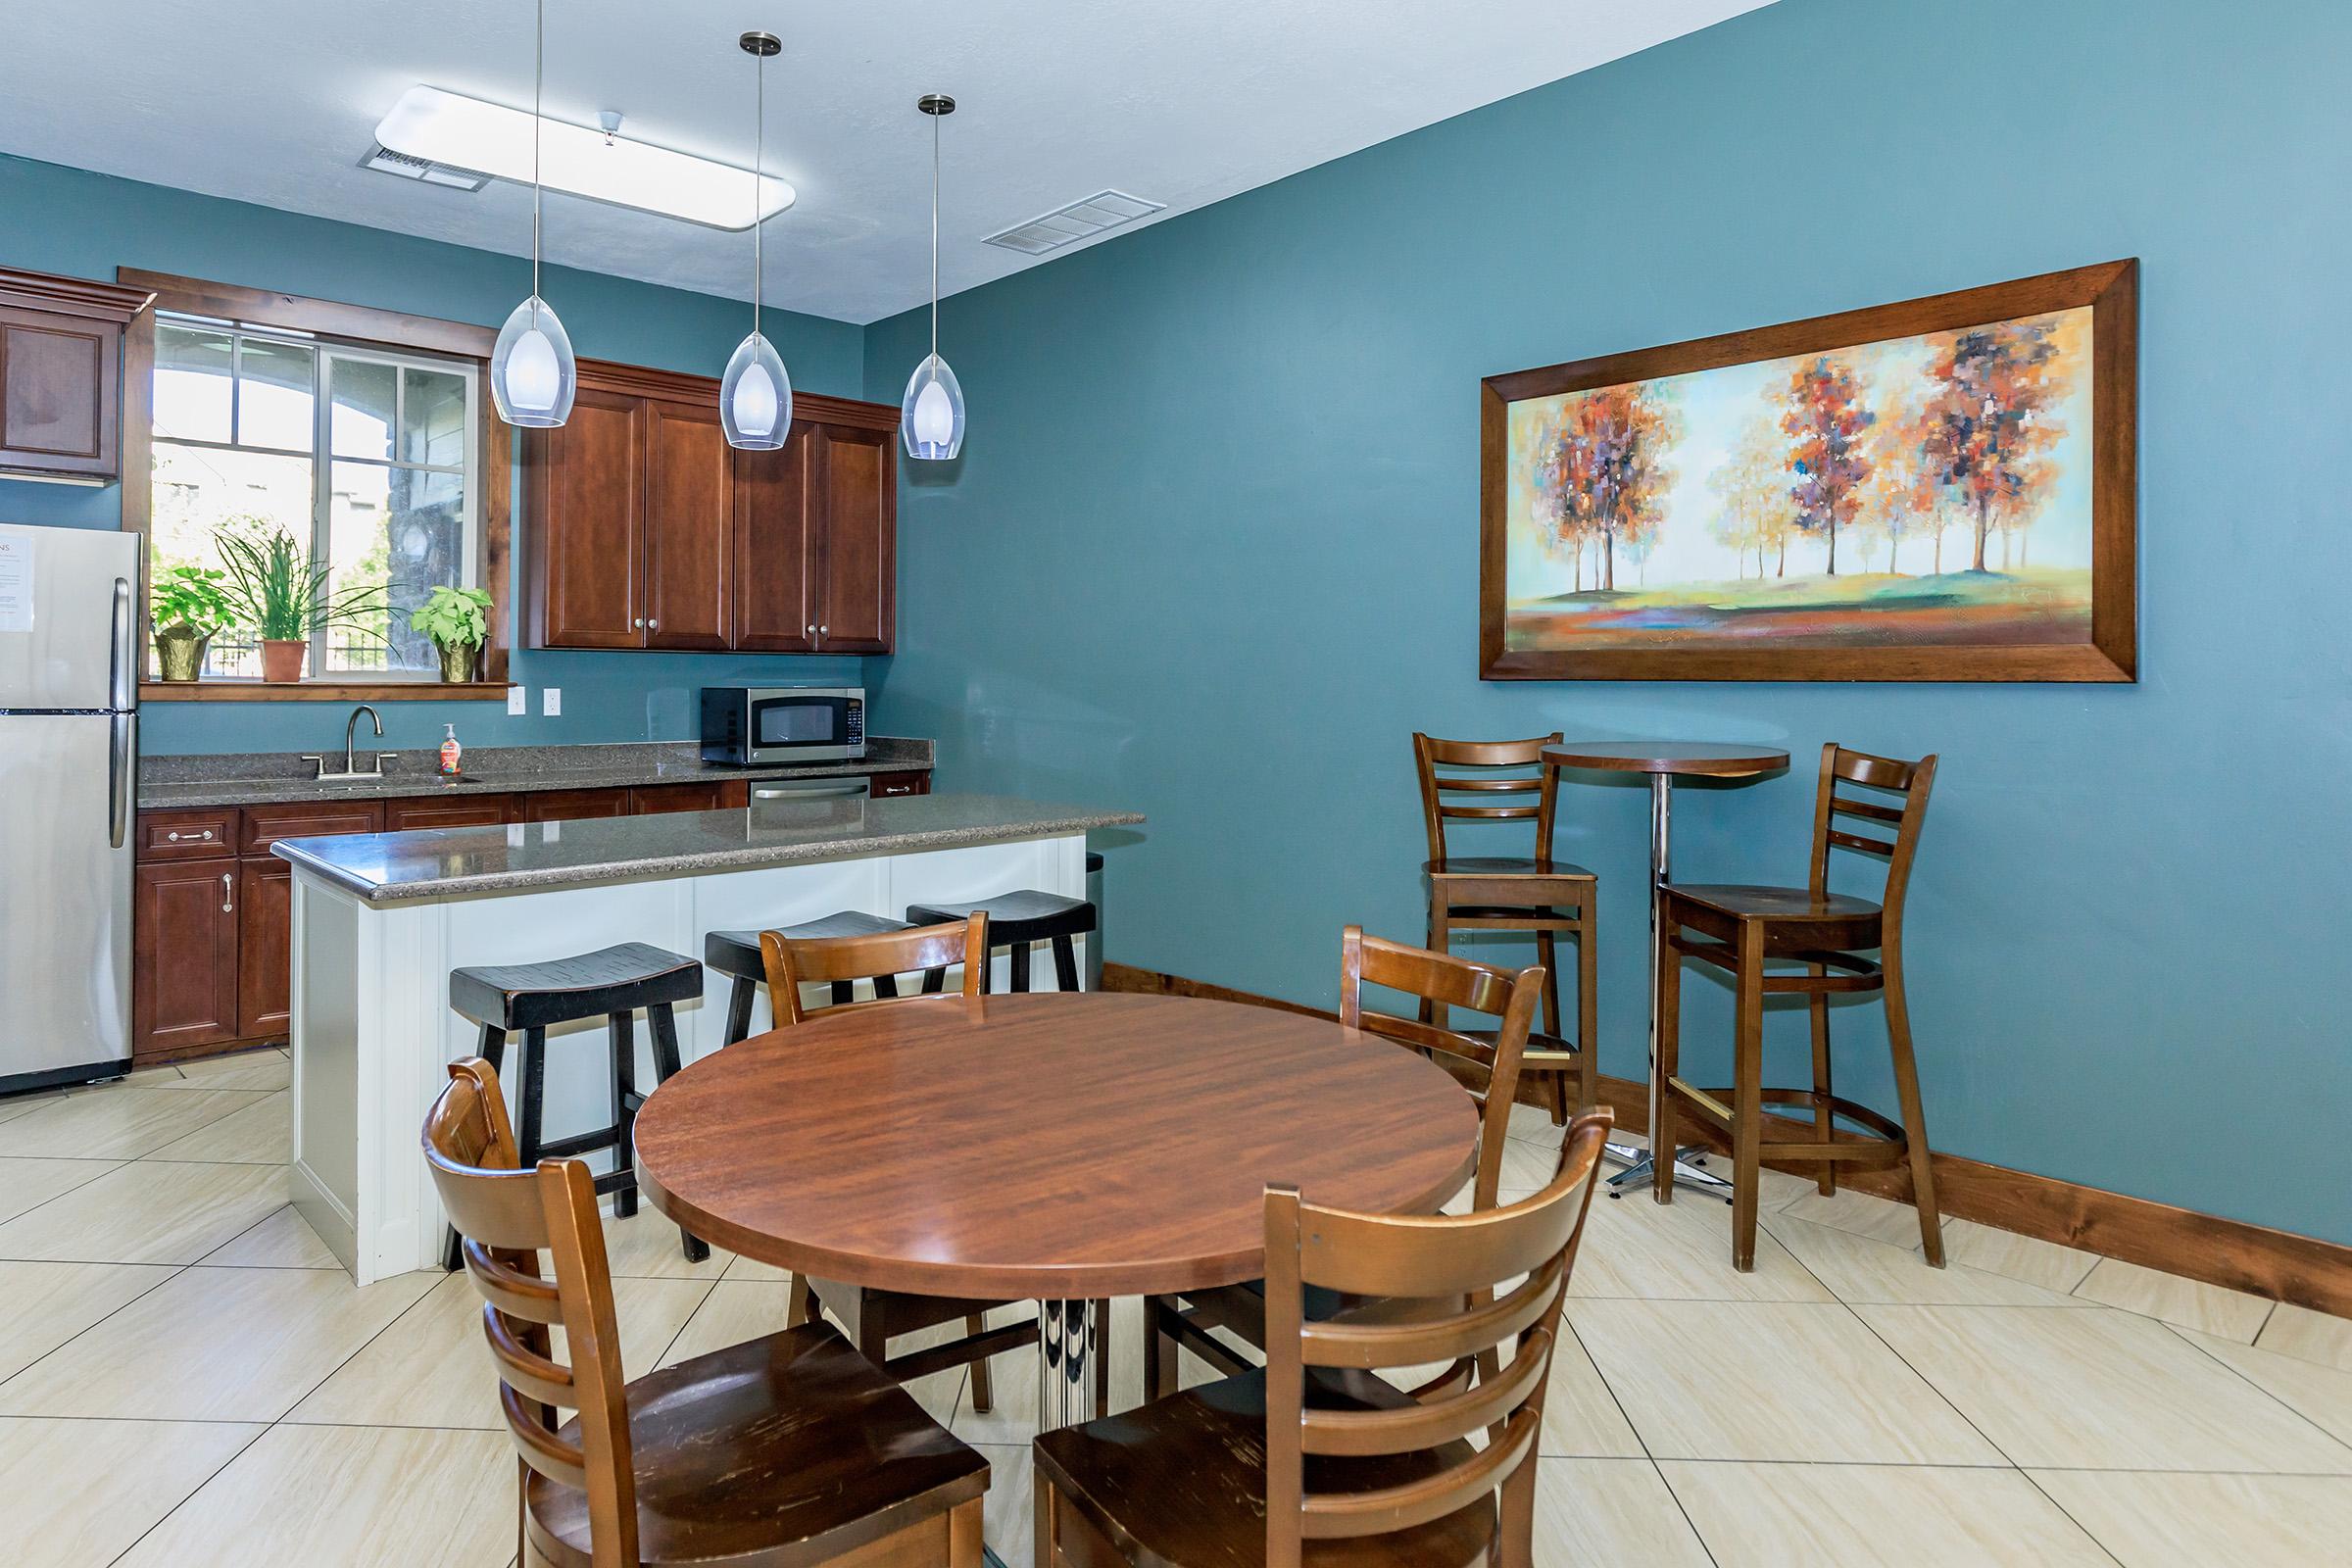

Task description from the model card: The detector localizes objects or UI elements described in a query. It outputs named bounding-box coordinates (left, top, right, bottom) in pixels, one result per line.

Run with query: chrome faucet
left=302, top=705, right=388, bottom=781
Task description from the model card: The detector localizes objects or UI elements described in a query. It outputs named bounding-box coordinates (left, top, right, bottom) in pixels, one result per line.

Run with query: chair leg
left=1008, top=940, right=1032, bottom=994
left=966, top=1313, right=995, bottom=1412
left=646, top=1004, right=708, bottom=1262
left=1576, top=898, right=1599, bottom=1112
left=1652, top=932, right=1681, bottom=1207
left=1034, top=1473, right=1058, bottom=1568
left=1052, top=933, right=1080, bottom=993
left=1885, top=948, right=1945, bottom=1266
left=721, top=977, right=756, bottom=1047
left=1498, top=1446, right=1539, bottom=1568
left=1808, top=965, right=1836, bottom=1197
left=1731, top=922, right=1766, bottom=1272
left=787, top=1273, right=815, bottom=1328
left=517, top=1027, right=548, bottom=1165
left=949, top=1494, right=983, bottom=1568
left=608, top=1011, right=639, bottom=1219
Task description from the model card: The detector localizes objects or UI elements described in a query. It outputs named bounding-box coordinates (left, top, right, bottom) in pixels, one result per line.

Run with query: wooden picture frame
left=1479, top=259, right=2137, bottom=682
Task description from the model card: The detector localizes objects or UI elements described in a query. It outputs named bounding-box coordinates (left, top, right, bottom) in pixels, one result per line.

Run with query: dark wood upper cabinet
left=813, top=423, right=896, bottom=654
left=643, top=398, right=734, bottom=651
left=527, top=386, right=645, bottom=649
left=731, top=422, right=818, bottom=652
left=526, top=361, right=896, bottom=655
left=0, top=268, right=152, bottom=482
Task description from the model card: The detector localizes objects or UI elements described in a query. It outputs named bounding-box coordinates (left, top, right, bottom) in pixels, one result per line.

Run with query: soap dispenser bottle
left=438, top=723, right=463, bottom=778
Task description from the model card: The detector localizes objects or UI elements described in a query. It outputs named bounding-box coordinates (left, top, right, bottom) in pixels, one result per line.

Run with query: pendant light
left=720, top=30, right=792, bottom=451
left=901, top=93, right=965, bottom=460
left=489, top=0, right=576, bottom=427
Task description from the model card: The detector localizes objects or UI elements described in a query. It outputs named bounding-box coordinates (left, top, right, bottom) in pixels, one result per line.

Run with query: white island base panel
left=290, top=832, right=1088, bottom=1283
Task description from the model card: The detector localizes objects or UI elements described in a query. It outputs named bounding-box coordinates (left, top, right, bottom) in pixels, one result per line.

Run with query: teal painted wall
left=0, top=153, right=866, bottom=752
left=863, top=0, right=2352, bottom=1245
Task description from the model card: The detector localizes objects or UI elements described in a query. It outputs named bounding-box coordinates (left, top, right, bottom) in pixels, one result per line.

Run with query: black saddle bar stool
left=705, top=909, right=920, bottom=1047
left=903, top=889, right=1098, bottom=993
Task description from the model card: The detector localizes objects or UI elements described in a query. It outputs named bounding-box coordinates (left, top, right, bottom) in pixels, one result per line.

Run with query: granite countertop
left=136, top=739, right=932, bottom=810
left=271, top=793, right=1143, bottom=905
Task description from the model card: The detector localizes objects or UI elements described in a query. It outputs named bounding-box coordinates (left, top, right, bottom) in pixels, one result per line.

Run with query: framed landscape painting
left=1480, top=260, right=2136, bottom=681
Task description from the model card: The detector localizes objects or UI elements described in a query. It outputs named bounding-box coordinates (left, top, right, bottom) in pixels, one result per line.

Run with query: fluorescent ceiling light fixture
left=375, top=85, right=794, bottom=229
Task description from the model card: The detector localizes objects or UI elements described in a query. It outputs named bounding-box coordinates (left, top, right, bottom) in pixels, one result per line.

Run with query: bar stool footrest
left=1664, top=1078, right=1912, bottom=1166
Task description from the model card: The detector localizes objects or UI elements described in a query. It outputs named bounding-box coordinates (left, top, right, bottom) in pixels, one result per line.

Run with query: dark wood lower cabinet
left=236, top=858, right=293, bottom=1042
left=867, top=770, right=930, bottom=799
left=628, top=780, right=751, bottom=814
left=518, top=788, right=635, bottom=823
left=132, top=859, right=240, bottom=1059
left=384, top=795, right=517, bottom=831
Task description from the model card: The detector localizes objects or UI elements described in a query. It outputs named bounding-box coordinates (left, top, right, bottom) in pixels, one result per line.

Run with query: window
left=150, top=317, right=480, bottom=679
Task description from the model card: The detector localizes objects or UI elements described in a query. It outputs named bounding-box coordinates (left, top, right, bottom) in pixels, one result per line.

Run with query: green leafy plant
left=216, top=527, right=385, bottom=644
left=149, top=564, right=237, bottom=635
left=409, top=585, right=495, bottom=651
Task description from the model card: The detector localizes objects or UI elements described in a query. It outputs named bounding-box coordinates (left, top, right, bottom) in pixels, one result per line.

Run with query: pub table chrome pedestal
left=1543, top=741, right=1789, bottom=1202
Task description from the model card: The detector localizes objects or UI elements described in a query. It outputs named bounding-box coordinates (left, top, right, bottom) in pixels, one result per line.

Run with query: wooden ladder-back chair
left=760, top=912, right=1100, bottom=1413
left=1413, top=731, right=1597, bottom=1122
left=1655, top=743, right=1943, bottom=1271
left=1039, top=1109, right=1613, bottom=1568
left=422, top=1058, right=987, bottom=1568
left=1145, top=927, right=1543, bottom=1398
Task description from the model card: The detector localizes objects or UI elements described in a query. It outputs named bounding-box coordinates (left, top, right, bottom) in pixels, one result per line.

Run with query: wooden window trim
left=117, top=269, right=514, bottom=688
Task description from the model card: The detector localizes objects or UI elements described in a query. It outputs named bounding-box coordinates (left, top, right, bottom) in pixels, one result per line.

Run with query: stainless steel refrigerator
left=0, top=523, right=137, bottom=1094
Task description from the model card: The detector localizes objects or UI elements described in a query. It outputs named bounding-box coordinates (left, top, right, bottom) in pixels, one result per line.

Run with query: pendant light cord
left=752, top=49, right=764, bottom=340
left=530, top=0, right=544, bottom=316
left=930, top=106, right=940, bottom=362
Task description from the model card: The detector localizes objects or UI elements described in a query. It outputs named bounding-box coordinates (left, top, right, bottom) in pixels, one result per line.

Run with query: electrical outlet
left=507, top=684, right=527, bottom=716
left=542, top=687, right=561, bottom=716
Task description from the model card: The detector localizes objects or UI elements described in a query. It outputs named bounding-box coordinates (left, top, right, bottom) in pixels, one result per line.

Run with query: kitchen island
left=273, top=792, right=1142, bottom=1282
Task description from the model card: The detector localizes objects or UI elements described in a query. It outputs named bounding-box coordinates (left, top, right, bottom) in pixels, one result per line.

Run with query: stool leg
left=478, top=1023, right=508, bottom=1080
left=873, top=972, right=901, bottom=1001
left=828, top=980, right=856, bottom=1008
left=1808, top=962, right=1836, bottom=1197
left=967, top=1314, right=995, bottom=1412
left=1052, top=934, right=1079, bottom=993
left=1885, top=946, right=1945, bottom=1266
left=722, top=977, right=756, bottom=1047
left=1576, top=897, right=1598, bottom=1113
left=445, top=1022, right=509, bottom=1271
left=1536, top=926, right=1565, bottom=1127
left=1652, top=933, right=1681, bottom=1208
left=1731, top=921, right=1766, bottom=1272
left=920, top=966, right=947, bottom=995
left=1094, top=1298, right=1111, bottom=1407
left=608, top=1011, right=639, bottom=1219
left=1421, top=885, right=1449, bottom=1026
left=1008, top=940, right=1032, bottom=995
left=517, top=1028, right=548, bottom=1165
left=647, top=1004, right=708, bottom=1263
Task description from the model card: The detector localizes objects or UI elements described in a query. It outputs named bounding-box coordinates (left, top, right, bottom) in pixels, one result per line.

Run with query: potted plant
left=410, top=585, right=496, bottom=683
left=148, top=563, right=237, bottom=682
left=218, top=528, right=385, bottom=683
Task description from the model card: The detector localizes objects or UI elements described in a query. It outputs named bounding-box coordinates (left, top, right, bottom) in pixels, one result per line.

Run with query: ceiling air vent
left=983, top=190, right=1164, bottom=256
left=359, top=143, right=489, bottom=192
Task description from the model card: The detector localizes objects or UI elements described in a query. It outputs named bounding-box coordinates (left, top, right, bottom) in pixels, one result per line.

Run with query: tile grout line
left=0, top=1258, right=193, bottom=1398
left=2155, top=1318, right=2352, bottom=1459
left=1566, top=1312, right=1724, bottom=1567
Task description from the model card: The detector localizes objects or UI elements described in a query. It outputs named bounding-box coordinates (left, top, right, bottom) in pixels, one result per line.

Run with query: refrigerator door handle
left=108, top=712, right=133, bottom=850
left=109, top=575, right=135, bottom=711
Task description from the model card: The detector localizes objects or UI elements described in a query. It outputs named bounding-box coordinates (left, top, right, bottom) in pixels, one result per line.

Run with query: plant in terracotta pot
left=217, top=527, right=385, bottom=683
left=410, top=586, right=496, bottom=683
left=148, top=563, right=237, bottom=682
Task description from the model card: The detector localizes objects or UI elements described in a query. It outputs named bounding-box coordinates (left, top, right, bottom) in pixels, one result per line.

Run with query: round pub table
left=633, top=991, right=1477, bottom=1432
left=1543, top=740, right=1789, bottom=1200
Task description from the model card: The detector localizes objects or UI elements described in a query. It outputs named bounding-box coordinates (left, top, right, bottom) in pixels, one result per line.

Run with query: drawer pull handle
left=165, top=828, right=216, bottom=843
left=220, top=871, right=233, bottom=913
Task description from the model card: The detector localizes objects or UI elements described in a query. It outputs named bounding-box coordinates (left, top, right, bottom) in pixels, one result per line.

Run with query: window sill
left=140, top=680, right=516, bottom=703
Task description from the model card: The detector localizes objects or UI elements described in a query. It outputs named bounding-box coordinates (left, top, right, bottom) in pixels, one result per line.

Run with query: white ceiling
left=1, top=1, right=1771, bottom=324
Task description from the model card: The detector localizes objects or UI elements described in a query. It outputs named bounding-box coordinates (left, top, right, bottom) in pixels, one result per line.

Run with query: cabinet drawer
left=385, top=795, right=517, bottom=832
left=137, top=809, right=239, bottom=860
left=240, top=801, right=386, bottom=855
left=866, top=770, right=930, bottom=800
left=517, top=787, right=633, bottom=823
left=629, top=780, right=750, bottom=814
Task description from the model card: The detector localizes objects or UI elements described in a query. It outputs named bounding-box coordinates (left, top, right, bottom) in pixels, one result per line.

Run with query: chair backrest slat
left=1259, top=1109, right=1610, bottom=1567
left=424, top=1058, right=641, bottom=1568
left=1807, top=744, right=1938, bottom=935
left=760, top=911, right=988, bottom=1025
left=1340, top=926, right=1537, bottom=1210
left=1413, top=731, right=1564, bottom=867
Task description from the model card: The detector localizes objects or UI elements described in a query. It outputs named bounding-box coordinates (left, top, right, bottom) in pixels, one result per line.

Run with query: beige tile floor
left=5, top=1054, right=2351, bottom=1566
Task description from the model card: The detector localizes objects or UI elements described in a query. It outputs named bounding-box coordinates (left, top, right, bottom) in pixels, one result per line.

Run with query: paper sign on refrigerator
left=0, top=530, right=32, bottom=632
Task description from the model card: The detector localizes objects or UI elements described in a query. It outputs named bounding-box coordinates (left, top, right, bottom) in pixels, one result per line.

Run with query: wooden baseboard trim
left=1101, top=961, right=2352, bottom=1319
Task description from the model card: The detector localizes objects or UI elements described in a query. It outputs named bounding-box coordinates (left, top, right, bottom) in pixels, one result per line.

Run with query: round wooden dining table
left=632, top=990, right=1478, bottom=1427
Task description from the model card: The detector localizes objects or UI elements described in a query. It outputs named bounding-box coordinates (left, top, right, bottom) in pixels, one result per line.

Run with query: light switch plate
left=542, top=687, right=561, bottom=716
left=507, top=685, right=527, bottom=716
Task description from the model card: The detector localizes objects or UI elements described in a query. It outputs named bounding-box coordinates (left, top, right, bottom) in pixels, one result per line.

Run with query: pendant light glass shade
left=491, top=295, right=576, bottom=427
left=720, top=330, right=792, bottom=450
left=901, top=352, right=963, bottom=460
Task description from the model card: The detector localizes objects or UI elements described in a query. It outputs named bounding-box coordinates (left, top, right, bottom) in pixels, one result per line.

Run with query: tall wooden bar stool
left=1415, top=731, right=1597, bottom=1120
left=443, top=942, right=703, bottom=1270
left=1655, top=743, right=1943, bottom=1271
left=705, top=909, right=917, bottom=1046
left=422, top=1059, right=988, bottom=1568
left=902, top=889, right=1097, bottom=993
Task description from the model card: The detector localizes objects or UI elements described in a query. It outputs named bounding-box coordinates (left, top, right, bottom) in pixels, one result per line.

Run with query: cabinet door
left=642, top=398, right=733, bottom=650
left=0, top=305, right=120, bottom=478
left=530, top=387, right=646, bottom=649
left=235, top=859, right=293, bottom=1043
left=627, top=779, right=749, bottom=814
left=517, top=788, right=633, bottom=823
left=384, top=795, right=516, bottom=831
left=812, top=423, right=895, bottom=653
left=133, top=860, right=240, bottom=1058
left=730, top=421, right=818, bottom=651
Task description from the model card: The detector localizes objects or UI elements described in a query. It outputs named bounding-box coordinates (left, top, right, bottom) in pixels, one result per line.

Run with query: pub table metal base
left=1603, top=1141, right=1735, bottom=1201
left=1038, top=1298, right=1101, bottom=1431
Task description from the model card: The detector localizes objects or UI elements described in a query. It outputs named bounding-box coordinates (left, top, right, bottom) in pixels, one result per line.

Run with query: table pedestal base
left=1038, top=1298, right=1100, bottom=1431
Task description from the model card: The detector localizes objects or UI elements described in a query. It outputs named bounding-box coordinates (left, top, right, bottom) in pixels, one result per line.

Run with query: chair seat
left=1663, top=883, right=1883, bottom=923
left=526, top=1322, right=988, bottom=1568
left=451, top=943, right=702, bottom=1031
left=1034, top=1368, right=1495, bottom=1568
left=704, top=910, right=912, bottom=981
left=905, top=889, right=1097, bottom=943
left=1422, top=856, right=1594, bottom=881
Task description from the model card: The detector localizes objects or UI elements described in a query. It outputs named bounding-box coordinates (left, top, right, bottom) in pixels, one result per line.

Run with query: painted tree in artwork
left=1544, top=384, right=1678, bottom=592
left=1709, top=421, right=1797, bottom=578
left=1914, top=316, right=2070, bottom=571
left=1857, top=395, right=1936, bottom=574
left=1780, top=356, right=1874, bottom=575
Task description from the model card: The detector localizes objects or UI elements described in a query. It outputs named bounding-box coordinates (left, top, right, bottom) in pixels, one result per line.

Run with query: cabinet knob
left=648, top=618, right=659, bottom=630
left=633, top=617, right=644, bottom=628
left=819, top=624, right=828, bottom=635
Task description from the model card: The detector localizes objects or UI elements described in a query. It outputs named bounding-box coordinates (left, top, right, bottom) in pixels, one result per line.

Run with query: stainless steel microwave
left=700, top=686, right=866, bottom=764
